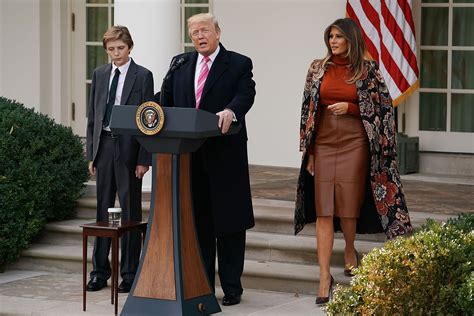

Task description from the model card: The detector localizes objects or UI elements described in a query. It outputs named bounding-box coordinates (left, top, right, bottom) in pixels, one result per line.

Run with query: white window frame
left=419, top=0, right=474, bottom=153
left=180, top=0, right=212, bottom=53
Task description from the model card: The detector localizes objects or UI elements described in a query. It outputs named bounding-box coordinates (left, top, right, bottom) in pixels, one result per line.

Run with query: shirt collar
left=197, top=45, right=220, bottom=65
left=112, top=57, right=131, bottom=74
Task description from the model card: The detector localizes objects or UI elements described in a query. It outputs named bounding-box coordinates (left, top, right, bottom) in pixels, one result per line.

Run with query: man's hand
left=135, top=165, right=149, bottom=179
left=327, top=102, right=349, bottom=115
left=88, top=161, right=96, bottom=176
left=306, top=154, right=315, bottom=176
left=216, top=109, right=235, bottom=134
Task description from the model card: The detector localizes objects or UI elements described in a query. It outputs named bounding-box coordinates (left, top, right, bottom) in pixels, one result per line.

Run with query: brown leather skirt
left=313, top=105, right=369, bottom=218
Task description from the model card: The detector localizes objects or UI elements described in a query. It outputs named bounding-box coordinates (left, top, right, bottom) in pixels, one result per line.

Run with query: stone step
left=14, top=243, right=348, bottom=295
left=74, top=196, right=454, bottom=242
left=37, top=219, right=384, bottom=267
left=18, top=193, right=455, bottom=296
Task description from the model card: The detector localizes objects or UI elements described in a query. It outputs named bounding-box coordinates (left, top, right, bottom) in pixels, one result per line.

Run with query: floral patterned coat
left=294, top=59, right=413, bottom=239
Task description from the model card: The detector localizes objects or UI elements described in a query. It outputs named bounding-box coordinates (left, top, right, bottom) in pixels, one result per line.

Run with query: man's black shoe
left=118, top=280, right=133, bottom=293
left=86, top=277, right=107, bottom=291
left=222, top=294, right=241, bottom=306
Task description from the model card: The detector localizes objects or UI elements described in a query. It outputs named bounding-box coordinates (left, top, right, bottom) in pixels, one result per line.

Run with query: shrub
left=326, top=214, right=474, bottom=315
left=0, top=97, right=89, bottom=270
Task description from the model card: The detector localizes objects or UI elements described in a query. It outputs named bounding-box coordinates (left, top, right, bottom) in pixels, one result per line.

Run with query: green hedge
left=326, top=214, right=474, bottom=315
left=0, top=97, right=88, bottom=270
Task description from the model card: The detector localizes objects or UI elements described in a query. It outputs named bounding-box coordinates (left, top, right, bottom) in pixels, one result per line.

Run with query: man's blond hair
left=187, top=13, right=221, bottom=35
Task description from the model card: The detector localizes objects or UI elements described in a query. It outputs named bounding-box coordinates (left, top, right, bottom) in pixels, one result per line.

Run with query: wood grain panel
left=134, top=154, right=176, bottom=300
left=179, top=154, right=212, bottom=299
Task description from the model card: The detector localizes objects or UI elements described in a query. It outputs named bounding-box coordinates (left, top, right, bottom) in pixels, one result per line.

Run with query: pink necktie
left=195, top=56, right=210, bottom=109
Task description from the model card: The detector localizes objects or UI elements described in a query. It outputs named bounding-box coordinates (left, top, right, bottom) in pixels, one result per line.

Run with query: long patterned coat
left=294, top=59, right=413, bottom=239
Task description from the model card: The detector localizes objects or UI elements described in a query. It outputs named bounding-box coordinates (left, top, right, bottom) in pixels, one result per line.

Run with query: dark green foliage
left=326, top=214, right=474, bottom=315
left=0, top=97, right=88, bottom=269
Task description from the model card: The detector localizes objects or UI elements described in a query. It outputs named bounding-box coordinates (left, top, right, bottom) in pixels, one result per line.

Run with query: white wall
left=214, top=0, right=346, bottom=167
left=0, top=0, right=68, bottom=125
left=115, top=0, right=181, bottom=93
left=0, top=0, right=41, bottom=110
left=0, top=1, right=3, bottom=95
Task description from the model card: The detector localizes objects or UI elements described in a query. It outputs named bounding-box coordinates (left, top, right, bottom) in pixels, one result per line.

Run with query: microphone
left=160, top=55, right=189, bottom=106
left=169, top=56, right=188, bottom=73
left=165, top=55, right=188, bottom=80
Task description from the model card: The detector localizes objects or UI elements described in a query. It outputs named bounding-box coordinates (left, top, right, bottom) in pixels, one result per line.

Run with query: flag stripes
left=347, top=0, right=419, bottom=105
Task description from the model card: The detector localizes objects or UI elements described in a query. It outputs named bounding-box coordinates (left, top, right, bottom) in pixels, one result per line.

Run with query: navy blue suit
left=156, top=44, right=256, bottom=296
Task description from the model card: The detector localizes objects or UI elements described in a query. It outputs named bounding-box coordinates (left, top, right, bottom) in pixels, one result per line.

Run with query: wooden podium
left=110, top=106, right=240, bottom=315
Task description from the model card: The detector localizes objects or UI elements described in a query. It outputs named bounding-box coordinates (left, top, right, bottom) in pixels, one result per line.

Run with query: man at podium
left=155, top=13, right=256, bottom=307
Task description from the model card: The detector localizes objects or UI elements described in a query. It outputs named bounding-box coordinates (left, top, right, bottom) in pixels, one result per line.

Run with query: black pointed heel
left=344, top=250, right=360, bottom=277
left=315, top=275, right=334, bottom=306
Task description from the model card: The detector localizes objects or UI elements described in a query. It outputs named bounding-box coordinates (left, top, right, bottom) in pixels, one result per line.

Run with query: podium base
left=121, top=293, right=221, bottom=315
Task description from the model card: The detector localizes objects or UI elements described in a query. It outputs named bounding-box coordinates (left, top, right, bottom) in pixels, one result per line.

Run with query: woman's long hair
left=318, top=18, right=367, bottom=83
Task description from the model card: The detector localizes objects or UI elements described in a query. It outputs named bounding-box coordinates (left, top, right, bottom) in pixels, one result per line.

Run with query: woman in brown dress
left=294, top=18, right=412, bottom=305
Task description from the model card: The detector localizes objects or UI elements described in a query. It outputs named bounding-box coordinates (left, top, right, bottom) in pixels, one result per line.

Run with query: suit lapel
left=201, top=45, right=229, bottom=99
left=98, top=64, right=112, bottom=118
left=120, top=59, right=137, bottom=105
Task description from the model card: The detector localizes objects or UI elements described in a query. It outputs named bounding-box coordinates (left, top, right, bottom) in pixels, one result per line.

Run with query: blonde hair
left=102, top=25, right=134, bottom=49
left=187, top=13, right=221, bottom=35
left=320, top=18, right=367, bottom=83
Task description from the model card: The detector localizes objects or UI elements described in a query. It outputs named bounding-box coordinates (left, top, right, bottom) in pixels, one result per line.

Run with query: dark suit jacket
left=86, top=59, right=153, bottom=169
left=157, top=44, right=256, bottom=234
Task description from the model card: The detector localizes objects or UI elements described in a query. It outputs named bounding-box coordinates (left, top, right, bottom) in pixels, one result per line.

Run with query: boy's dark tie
left=103, top=68, right=121, bottom=127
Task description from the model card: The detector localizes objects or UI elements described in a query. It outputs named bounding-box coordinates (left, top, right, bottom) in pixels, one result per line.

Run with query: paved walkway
left=1, top=166, right=472, bottom=315
left=0, top=270, right=325, bottom=316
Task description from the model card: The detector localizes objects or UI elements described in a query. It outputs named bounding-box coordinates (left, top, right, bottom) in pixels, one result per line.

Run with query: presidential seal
left=136, top=101, right=164, bottom=135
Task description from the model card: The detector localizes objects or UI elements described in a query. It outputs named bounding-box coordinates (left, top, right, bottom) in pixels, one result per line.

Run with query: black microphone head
left=175, top=55, right=188, bottom=67
left=165, top=55, right=189, bottom=81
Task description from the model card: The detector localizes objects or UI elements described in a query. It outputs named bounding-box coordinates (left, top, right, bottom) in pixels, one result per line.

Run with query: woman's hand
left=327, top=102, right=349, bottom=115
left=306, top=154, right=315, bottom=176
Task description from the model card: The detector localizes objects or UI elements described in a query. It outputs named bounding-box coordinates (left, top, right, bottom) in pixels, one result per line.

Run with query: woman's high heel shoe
left=315, top=275, right=334, bottom=306
left=344, top=250, right=360, bottom=277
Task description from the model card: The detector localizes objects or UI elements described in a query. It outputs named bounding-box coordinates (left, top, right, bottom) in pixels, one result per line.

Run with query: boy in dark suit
left=86, top=25, right=153, bottom=293
left=157, top=13, right=256, bottom=306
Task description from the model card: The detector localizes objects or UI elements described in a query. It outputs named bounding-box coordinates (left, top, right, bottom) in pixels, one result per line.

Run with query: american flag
left=346, top=0, right=419, bottom=105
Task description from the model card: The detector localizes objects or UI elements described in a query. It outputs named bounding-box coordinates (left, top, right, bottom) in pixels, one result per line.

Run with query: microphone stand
left=159, top=57, right=176, bottom=107
left=159, top=56, right=187, bottom=107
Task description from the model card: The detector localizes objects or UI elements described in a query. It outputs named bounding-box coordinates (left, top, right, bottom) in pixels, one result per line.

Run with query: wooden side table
left=81, top=221, right=147, bottom=315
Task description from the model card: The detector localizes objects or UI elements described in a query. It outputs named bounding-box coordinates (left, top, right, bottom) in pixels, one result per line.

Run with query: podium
left=110, top=106, right=240, bottom=315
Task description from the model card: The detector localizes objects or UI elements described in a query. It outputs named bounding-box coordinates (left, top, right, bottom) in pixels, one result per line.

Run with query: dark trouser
left=91, top=134, right=143, bottom=282
left=192, top=150, right=246, bottom=296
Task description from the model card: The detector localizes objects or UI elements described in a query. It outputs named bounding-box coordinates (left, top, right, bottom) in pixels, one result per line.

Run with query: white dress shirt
left=104, top=58, right=131, bottom=131
left=194, top=46, right=220, bottom=92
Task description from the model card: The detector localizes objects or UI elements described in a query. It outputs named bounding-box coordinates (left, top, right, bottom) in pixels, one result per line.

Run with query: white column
left=115, top=0, right=181, bottom=93
left=115, top=0, right=181, bottom=190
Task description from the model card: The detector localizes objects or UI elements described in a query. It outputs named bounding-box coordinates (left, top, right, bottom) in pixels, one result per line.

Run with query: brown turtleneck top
left=308, top=55, right=360, bottom=155
left=319, top=55, right=360, bottom=116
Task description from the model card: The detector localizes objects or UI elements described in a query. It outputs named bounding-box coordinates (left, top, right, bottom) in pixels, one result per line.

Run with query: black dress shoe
left=118, top=279, right=133, bottom=293
left=315, top=275, right=334, bottom=306
left=87, top=276, right=107, bottom=292
left=222, top=294, right=241, bottom=306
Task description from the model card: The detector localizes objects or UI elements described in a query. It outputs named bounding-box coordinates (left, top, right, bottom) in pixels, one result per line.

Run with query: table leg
left=82, top=233, right=87, bottom=311
left=114, top=235, right=119, bottom=315
left=111, top=236, right=115, bottom=305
